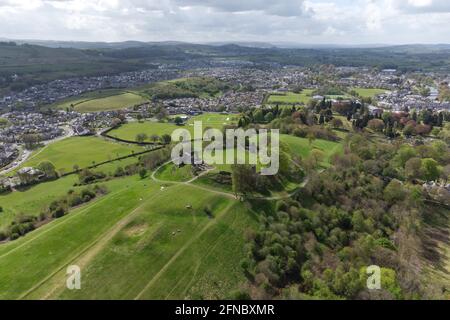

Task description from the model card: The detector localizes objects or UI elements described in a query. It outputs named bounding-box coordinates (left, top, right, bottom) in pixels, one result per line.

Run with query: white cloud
left=0, top=0, right=449, bottom=44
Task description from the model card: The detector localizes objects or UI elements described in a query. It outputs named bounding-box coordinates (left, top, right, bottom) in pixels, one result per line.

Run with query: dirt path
left=151, top=161, right=236, bottom=199
left=20, top=185, right=178, bottom=300
left=0, top=185, right=133, bottom=261
left=134, top=202, right=234, bottom=300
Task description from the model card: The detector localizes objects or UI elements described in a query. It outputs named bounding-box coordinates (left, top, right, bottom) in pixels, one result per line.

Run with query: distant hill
left=0, top=42, right=147, bottom=93
left=2, top=40, right=450, bottom=95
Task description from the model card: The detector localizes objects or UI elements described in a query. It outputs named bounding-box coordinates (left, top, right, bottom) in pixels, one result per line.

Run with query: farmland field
left=12, top=136, right=143, bottom=174
left=351, top=87, right=388, bottom=98
left=54, top=91, right=148, bottom=113
left=50, top=77, right=228, bottom=113
left=267, top=89, right=314, bottom=104
left=108, top=113, right=238, bottom=142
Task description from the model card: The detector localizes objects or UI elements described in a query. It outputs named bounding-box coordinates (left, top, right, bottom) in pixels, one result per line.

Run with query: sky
left=1, top=0, right=450, bottom=45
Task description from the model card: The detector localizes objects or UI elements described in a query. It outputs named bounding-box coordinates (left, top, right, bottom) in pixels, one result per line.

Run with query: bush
left=10, top=233, right=20, bottom=240
left=52, top=207, right=66, bottom=218
left=81, top=188, right=95, bottom=200
left=69, top=195, right=83, bottom=207
left=0, top=230, right=8, bottom=241
left=204, top=205, right=213, bottom=218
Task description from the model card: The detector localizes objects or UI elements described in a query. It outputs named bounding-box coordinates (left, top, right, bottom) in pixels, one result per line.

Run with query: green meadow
left=108, top=113, right=238, bottom=142
left=13, top=136, right=143, bottom=174
left=70, top=92, right=148, bottom=113
left=267, top=89, right=314, bottom=105
left=52, top=89, right=148, bottom=113
left=280, top=134, right=343, bottom=163
left=351, top=87, right=388, bottom=98
left=0, top=125, right=343, bottom=299
left=0, top=157, right=140, bottom=229
left=0, top=177, right=256, bottom=299
left=51, top=77, right=229, bottom=113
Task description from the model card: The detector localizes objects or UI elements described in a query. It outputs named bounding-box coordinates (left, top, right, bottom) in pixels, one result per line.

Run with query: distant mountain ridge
left=2, top=37, right=450, bottom=50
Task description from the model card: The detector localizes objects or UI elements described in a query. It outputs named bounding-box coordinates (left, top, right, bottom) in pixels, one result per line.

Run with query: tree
left=254, top=109, right=264, bottom=123
left=330, top=118, right=344, bottom=129
left=403, top=124, right=415, bottom=137
left=280, top=108, right=292, bottom=118
left=111, top=118, right=122, bottom=128
left=136, top=133, right=148, bottom=144
left=394, top=146, right=417, bottom=168
left=139, top=168, right=147, bottom=179
left=421, top=158, right=440, bottom=181
left=174, top=116, right=183, bottom=125
left=22, top=133, right=41, bottom=150
left=231, top=165, right=256, bottom=197
left=404, top=157, right=422, bottom=181
left=384, top=179, right=406, bottom=203
left=368, top=119, right=385, bottom=132
left=415, top=124, right=431, bottom=136
left=264, top=112, right=274, bottom=123
left=150, top=134, right=160, bottom=143
left=161, top=134, right=171, bottom=144
left=37, top=161, right=57, bottom=178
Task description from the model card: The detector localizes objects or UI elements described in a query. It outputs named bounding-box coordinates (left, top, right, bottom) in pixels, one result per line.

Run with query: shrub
left=10, top=233, right=20, bottom=240
left=52, top=207, right=66, bottom=218
left=0, top=230, right=8, bottom=241
left=204, top=205, right=213, bottom=218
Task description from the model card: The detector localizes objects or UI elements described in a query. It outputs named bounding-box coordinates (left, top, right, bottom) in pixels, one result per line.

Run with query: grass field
left=51, top=77, right=227, bottom=113
left=267, top=89, right=314, bottom=105
left=155, top=163, right=194, bottom=182
left=0, top=157, right=140, bottom=229
left=54, top=90, right=148, bottom=113
left=0, top=176, right=256, bottom=299
left=13, top=136, right=143, bottom=174
left=280, top=134, right=343, bottom=163
left=351, top=87, right=388, bottom=98
left=108, top=113, right=238, bottom=142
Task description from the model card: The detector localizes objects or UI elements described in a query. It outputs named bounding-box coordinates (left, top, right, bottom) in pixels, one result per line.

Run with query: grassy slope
left=155, top=163, right=194, bottom=182
left=0, top=157, right=138, bottom=229
left=72, top=93, right=148, bottom=112
left=280, top=134, right=343, bottom=163
left=267, top=90, right=314, bottom=104
left=51, top=77, right=227, bottom=113
left=0, top=178, right=255, bottom=299
left=108, top=113, right=237, bottom=142
left=351, top=87, right=388, bottom=98
left=13, top=136, right=143, bottom=174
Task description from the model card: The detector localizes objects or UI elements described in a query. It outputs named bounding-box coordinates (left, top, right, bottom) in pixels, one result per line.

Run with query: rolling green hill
left=12, top=136, right=143, bottom=174
left=0, top=175, right=256, bottom=299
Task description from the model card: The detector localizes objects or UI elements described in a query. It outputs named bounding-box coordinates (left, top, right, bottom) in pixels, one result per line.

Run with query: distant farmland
left=108, top=113, right=238, bottom=142
left=54, top=90, right=148, bottom=113
left=267, top=89, right=314, bottom=105
left=351, top=87, right=388, bottom=98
